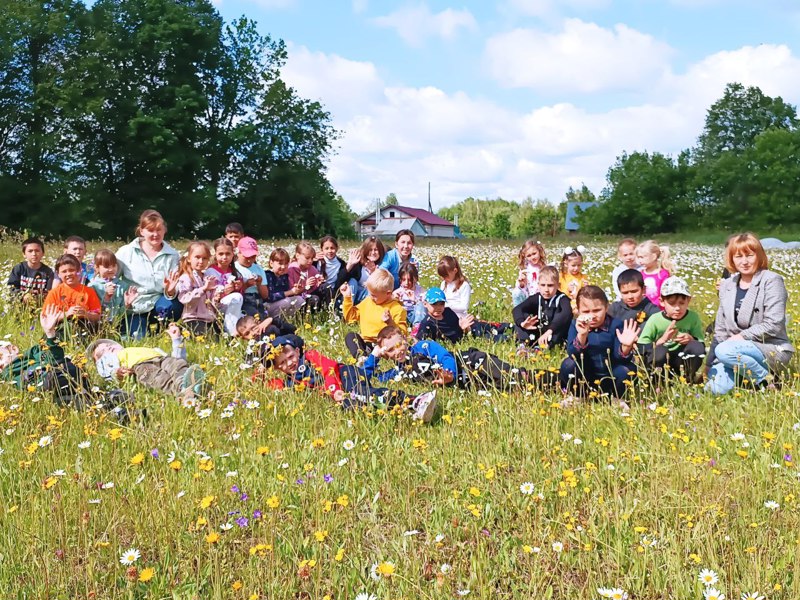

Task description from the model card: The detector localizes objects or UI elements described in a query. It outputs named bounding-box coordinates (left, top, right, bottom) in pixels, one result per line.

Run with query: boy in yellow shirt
left=341, top=269, right=407, bottom=358
left=87, top=323, right=206, bottom=401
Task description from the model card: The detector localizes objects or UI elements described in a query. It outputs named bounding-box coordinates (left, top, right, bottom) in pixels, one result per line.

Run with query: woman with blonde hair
left=116, top=210, right=181, bottom=338
left=707, top=232, right=794, bottom=394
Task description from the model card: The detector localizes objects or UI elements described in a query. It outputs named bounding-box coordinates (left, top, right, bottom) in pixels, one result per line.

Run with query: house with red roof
left=355, top=205, right=459, bottom=238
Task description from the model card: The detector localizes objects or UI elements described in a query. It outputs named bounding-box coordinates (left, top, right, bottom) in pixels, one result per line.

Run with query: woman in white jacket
left=116, top=210, right=181, bottom=339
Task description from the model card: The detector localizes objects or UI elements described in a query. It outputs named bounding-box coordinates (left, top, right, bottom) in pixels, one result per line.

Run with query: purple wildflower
left=324, top=474, right=333, bottom=483
left=150, top=448, right=159, bottom=459
left=235, top=516, right=249, bottom=528
left=253, top=510, right=262, bottom=520
left=231, top=484, right=240, bottom=493
left=296, top=478, right=305, bottom=485
left=240, top=492, right=249, bottom=502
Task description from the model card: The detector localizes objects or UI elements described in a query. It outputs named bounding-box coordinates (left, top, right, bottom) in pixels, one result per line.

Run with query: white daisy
left=354, top=594, right=376, bottom=600
left=78, top=440, right=91, bottom=449
left=730, top=432, right=746, bottom=441
left=101, top=481, right=114, bottom=489
left=764, top=500, right=780, bottom=510
left=519, top=482, right=535, bottom=495
left=196, top=408, right=212, bottom=419
left=343, top=439, right=356, bottom=451
left=704, top=588, right=725, bottom=600
left=741, top=593, right=765, bottom=600
left=552, top=541, right=563, bottom=553
left=38, top=435, right=52, bottom=447
left=119, top=547, right=140, bottom=565
left=698, top=569, right=719, bottom=586
left=440, top=563, right=451, bottom=573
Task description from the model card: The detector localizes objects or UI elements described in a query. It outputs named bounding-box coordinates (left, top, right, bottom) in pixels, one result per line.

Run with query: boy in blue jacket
left=559, top=286, right=639, bottom=403
left=368, top=325, right=554, bottom=391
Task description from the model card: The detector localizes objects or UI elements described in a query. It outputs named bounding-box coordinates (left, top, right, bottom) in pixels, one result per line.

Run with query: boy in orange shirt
left=43, top=254, right=102, bottom=329
left=341, top=268, right=407, bottom=358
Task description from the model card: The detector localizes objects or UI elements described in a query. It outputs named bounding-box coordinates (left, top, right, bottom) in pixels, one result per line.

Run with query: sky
left=211, top=0, right=800, bottom=215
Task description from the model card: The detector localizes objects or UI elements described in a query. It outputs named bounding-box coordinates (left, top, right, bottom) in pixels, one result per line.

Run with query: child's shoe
left=181, top=364, right=207, bottom=396
left=410, top=390, right=437, bottom=424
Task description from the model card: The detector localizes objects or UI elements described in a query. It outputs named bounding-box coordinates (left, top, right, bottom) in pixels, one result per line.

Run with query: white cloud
left=281, top=40, right=800, bottom=214
left=506, top=0, right=611, bottom=18
left=372, top=4, right=478, bottom=47
left=352, top=0, right=368, bottom=13
left=485, top=19, right=673, bottom=93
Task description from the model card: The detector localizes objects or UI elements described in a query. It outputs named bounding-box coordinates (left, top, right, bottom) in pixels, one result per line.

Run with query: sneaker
left=181, top=365, right=206, bottom=396
left=411, top=390, right=437, bottom=424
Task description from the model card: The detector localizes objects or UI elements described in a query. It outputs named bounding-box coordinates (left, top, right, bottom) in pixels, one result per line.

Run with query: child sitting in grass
left=43, top=254, right=102, bottom=331
left=368, top=325, right=552, bottom=392
left=416, top=288, right=508, bottom=344
left=8, top=237, right=54, bottom=304
left=512, top=266, right=571, bottom=349
left=611, top=238, right=638, bottom=301
left=89, top=249, right=139, bottom=324
left=235, top=314, right=295, bottom=340
left=341, top=269, right=407, bottom=358
left=558, top=286, right=639, bottom=406
left=637, top=276, right=706, bottom=382
left=608, top=269, right=660, bottom=324
left=0, top=305, right=133, bottom=421
left=260, top=334, right=438, bottom=423
left=392, top=262, right=426, bottom=327
left=88, top=323, right=206, bottom=402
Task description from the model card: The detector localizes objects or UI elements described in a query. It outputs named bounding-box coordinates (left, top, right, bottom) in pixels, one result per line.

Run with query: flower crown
left=562, top=245, right=586, bottom=255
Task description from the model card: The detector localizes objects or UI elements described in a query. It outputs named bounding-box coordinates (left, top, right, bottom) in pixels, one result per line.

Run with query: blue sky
left=211, top=0, right=800, bottom=214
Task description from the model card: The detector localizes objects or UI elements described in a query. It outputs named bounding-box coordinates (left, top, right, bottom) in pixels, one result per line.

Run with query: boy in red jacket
left=260, top=335, right=436, bottom=423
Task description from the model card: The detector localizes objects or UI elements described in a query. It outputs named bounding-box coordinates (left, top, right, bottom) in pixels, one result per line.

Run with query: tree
left=579, top=151, right=693, bottom=234
left=489, top=212, right=511, bottom=239
left=695, top=82, right=798, bottom=163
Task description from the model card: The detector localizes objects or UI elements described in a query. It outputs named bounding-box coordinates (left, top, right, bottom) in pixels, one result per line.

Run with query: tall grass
left=0, top=239, right=798, bottom=599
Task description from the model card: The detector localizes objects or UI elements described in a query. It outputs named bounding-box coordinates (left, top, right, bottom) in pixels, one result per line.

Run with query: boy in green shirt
left=638, top=276, right=706, bottom=383
left=0, top=305, right=134, bottom=422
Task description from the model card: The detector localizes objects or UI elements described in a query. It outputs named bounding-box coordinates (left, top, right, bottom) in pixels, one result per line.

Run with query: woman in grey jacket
left=707, top=233, right=794, bottom=394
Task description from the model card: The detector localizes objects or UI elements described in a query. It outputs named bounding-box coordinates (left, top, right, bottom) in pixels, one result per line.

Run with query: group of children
left=5, top=225, right=711, bottom=424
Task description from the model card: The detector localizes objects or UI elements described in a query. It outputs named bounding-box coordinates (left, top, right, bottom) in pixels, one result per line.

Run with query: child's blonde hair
left=179, top=241, right=212, bottom=276
left=365, top=268, right=394, bottom=294
left=637, top=240, right=675, bottom=273
left=617, top=238, right=637, bottom=253
left=560, top=246, right=584, bottom=275
left=295, top=241, right=315, bottom=259
left=539, top=265, right=560, bottom=284
left=518, top=240, right=546, bottom=269
left=437, top=256, right=467, bottom=291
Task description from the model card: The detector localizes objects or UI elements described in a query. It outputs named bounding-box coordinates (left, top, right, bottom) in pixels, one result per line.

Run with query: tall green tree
left=695, top=82, right=798, bottom=163
left=579, top=151, right=693, bottom=234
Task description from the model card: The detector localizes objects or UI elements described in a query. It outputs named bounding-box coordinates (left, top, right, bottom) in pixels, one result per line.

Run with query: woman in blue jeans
left=116, top=210, right=182, bottom=339
left=707, top=233, right=794, bottom=394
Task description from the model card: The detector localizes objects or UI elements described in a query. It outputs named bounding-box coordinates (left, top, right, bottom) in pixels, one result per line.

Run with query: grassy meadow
left=1, top=237, right=800, bottom=600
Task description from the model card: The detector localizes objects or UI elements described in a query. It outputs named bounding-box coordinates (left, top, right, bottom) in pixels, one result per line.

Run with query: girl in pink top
left=205, top=238, right=244, bottom=336
left=287, top=241, right=324, bottom=311
left=177, top=241, right=219, bottom=335
left=636, top=240, right=674, bottom=308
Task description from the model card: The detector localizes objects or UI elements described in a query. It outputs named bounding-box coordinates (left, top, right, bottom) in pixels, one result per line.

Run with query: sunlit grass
left=0, top=238, right=798, bottom=599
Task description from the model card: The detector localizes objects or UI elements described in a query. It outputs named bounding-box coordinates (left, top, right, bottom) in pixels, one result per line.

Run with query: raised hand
left=203, top=277, right=216, bottom=292
left=381, top=309, right=393, bottom=324
left=520, top=315, right=539, bottom=330
left=616, top=318, right=640, bottom=349
left=124, top=286, right=139, bottom=308
left=164, top=270, right=180, bottom=295
left=347, top=248, right=361, bottom=269
left=167, top=323, right=182, bottom=341
left=339, top=282, right=352, bottom=298
left=40, top=304, right=64, bottom=337
left=459, top=314, right=475, bottom=331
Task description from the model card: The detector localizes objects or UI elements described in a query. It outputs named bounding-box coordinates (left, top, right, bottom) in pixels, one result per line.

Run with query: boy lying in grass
left=0, top=305, right=133, bottom=422
left=87, top=323, right=206, bottom=402
left=260, top=334, right=437, bottom=423
left=366, top=325, right=556, bottom=391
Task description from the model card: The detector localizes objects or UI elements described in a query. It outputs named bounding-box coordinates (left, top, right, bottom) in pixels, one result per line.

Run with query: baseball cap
left=237, top=237, right=259, bottom=258
left=424, top=288, right=446, bottom=304
left=261, top=334, right=304, bottom=366
left=660, top=276, right=690, bottom=297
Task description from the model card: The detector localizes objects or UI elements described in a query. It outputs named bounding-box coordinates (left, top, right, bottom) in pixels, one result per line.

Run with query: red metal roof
left=358, top=205, right=453, bottom=227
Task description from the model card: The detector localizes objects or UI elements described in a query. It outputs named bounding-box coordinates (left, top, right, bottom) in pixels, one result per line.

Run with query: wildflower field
left=2, top=239, right=800, bottom=600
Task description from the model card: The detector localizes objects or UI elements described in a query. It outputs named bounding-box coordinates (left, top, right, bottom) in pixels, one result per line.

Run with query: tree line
left=0, top=0, right=356, bottom=240
left=578, top=83, right=800, bottom=234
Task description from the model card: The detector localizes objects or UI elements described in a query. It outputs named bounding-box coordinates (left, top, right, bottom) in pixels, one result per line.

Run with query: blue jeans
left=706, top=339, right=769, bottom=395
left=348, top=278, right=369, bottom=305
left=125, top=296, right=183, bottom=340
